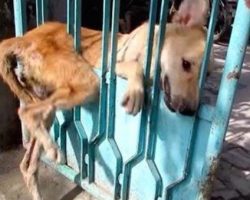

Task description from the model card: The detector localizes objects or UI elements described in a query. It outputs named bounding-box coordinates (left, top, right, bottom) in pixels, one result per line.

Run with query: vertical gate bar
left=72, top=0, right=87, bottom=181
left=88, top=0, right=111, bottom=183
left=53, top=117, right=60, bottom=142
left=66, top=0, right=87, bottom=180
left=122, top=0, right=159, bottom=199
left=203, top=0, right=250, bottom=179
left=143, top=0, right=159, bottom=79
left=107, top=0, right=120, bottom=139
left=146, top=0, right=170, bottom=199
left=72, top=0, right=82, bottom=122
left=199, top=0, right=220, bottom=92
left=165, top=1, right=220, bottom=198
left=36, top=0, right=48, bottom=26
left=59, top=0, right=74, bottom=165
left=13, top=0, right=27, bottom=147
left=67, top=0, right=74, bottom=34
left=59, top=121, right=67, bottom=163
left=147, top=0, right=169, bottom=160
left=14, top=0, right=27, bottom=36
left=36, top=0, right=42, bottom=25
left=73, top=0, right=82, bottom=52
left=166, top=0, right=250, bottom=199
left=107, top=0, right=123, bottom=198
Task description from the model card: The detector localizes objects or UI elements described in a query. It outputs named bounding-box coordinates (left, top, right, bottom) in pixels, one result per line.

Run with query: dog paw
left=121, top=81, right=144, bottom=115
left=46, top=146, right=65, bottom=165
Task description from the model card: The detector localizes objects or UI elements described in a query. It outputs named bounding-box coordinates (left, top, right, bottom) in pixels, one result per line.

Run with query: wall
left=0, top=0, right=21, bottom=151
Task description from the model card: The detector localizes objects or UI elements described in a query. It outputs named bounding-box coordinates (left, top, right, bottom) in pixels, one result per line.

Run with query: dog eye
left=182, top=58, right=191, bottom=72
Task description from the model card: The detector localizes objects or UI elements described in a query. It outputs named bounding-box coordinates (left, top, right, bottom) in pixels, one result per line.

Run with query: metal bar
left=72, top=0, right=82, bottom=122
left=199, top=0, right=220, bottom=92
left=203, top=0, right=250, bottom=175
left=122, top=0, right=159, bottom=199
left=13, top=0, right=27, bottom=36
left=167, top=0, right=249, bottom=198
left=53, top=117, right=60, bottom=142
left=97, top=0, right=110, bottom=140
left=36, top=0, right=48, bottom=26
left=88, top=0, right=111, bottom=183
left=107, top=0, right=123, bottom=198
left=165, top=1, right=220, bottom=197
left=146, top=0, right=169, bottom=161
left=67, top=0, right=74, bottom=34
left=107, top=0, right=120, bottom=139
left=66, top=0, right=87, bottom=180
left=59, top=124, right=67, bottom=162
left=13, top=0, right=27, bottom=147
left=69, top=0, right=87, bottom=181
left=73, top=0, right=82, bottom=52
left=143, top=0, right=159, bottom=79
left=74, top=121, right=88, bottom=179
left=145, top=0, right=170, bottom=198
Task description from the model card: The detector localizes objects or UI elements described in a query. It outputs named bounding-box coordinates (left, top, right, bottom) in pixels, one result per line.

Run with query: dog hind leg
left=18, top=82, right=98, bottom=164
left=18, top=104, right=64, bottom=164
left=20, top=137, right=43, bottom=200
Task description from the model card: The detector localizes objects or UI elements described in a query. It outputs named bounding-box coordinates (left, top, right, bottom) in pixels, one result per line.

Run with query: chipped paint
left=227, top=70, right=240, bottom=80
left=200, top=158, right=219, bottom=200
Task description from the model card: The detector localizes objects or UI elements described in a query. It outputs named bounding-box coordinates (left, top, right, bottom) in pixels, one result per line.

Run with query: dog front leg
left=116, top=61, right=144, bottom=115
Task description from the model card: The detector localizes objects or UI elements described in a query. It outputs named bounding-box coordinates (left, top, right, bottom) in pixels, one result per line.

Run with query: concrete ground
left=0, top=43, right=249, bottom=200
left=0, top=147, right=94, bottom=200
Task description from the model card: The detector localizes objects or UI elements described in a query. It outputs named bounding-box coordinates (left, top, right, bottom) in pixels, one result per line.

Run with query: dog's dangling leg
left=26, top=139, right=43, bottom=200
left=20, top=138, right=43, bottom=200
left=18, top=104, right=65, bottom=165
left=20, top=137, right=36, bottom=176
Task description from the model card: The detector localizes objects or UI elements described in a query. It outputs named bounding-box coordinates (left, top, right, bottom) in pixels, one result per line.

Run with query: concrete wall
left=0, top=82, right=21, bottom=150
left=0, top=1, right=21, bottom=151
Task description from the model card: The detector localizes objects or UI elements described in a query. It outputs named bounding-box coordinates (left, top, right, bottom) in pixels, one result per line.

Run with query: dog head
left=160, top=24, right=206, bottom=116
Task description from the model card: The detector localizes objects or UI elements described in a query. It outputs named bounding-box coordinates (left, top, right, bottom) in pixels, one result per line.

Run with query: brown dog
left=0, top=20, right=207, bottom=199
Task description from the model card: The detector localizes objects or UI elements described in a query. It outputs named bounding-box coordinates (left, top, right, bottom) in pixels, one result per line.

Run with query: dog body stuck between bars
left=9, top=0, right=250, bottom=200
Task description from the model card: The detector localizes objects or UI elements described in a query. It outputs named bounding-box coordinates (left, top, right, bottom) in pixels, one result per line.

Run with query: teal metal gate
left=13, top=0, right=250, bottom=199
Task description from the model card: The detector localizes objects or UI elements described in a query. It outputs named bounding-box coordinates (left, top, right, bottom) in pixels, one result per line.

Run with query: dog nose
left=179, top=108, right=196, bottom=116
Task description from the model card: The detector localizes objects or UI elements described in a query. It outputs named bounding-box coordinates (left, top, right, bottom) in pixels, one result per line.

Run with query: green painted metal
left=13, top=0, right=27, bottom=36
left=199, top=0, right=219, bottom=91
left=122, top=0, right=159, bottom=198
left=66, top=0, right=87, bottom=181
left=13, top=0, right=27, bottom=148
left=202, top=0, right=250, bottom=188
left=162, top=1, right=220, bottom=198
left=88, top=0, right=111, bottom=184
left=36, top=0, right=48, bottom=25
left=106, top=0, right=123, bottom=198
left=13, top=0, right=250, bottom=199
left=146, top=1, right=170, bottom=199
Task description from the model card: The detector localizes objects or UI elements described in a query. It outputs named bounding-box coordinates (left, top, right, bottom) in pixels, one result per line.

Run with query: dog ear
left=171, top=0, right=209, bottom=27
left=246, top=0, right=250, bottom=8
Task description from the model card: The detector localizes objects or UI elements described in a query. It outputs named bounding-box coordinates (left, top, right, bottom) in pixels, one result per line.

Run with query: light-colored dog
left=0, top=1, right=209, bottom=198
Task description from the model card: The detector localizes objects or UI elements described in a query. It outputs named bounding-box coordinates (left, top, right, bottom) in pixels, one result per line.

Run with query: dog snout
left=165, top=95, right=197, bottom=116
left=161, top=76, right=170, bottom=93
